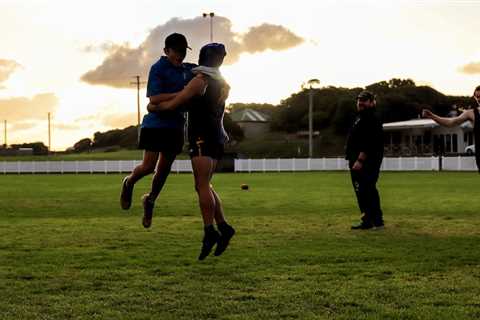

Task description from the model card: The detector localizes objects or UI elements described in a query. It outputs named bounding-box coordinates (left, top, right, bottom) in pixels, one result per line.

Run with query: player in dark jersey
left=148, top=43, right=235, bottom=260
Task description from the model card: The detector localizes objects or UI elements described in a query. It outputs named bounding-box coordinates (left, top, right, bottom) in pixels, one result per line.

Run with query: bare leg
left=211, top=186, right=226, bottom=225
left=121, top=151, right=158, bottom=210
left=128, top=151, right=159, bottom=185
left=148, top=152, right=176, bottom=201
left=192, top=156, right=216, bottom=226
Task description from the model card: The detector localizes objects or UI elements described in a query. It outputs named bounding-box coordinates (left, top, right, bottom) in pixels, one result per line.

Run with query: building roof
left=383, top=118, right=472, bottom=131
left=230, top=109, right=270, bottom=122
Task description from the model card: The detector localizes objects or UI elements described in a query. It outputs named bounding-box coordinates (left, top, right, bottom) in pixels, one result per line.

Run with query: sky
left=0, top=0, right=479, bottom=150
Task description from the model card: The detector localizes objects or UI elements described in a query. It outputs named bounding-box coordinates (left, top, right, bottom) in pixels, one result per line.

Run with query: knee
left=195, top=181, right=209, bottom=194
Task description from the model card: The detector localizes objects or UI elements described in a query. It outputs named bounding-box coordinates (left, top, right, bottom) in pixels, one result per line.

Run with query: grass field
left=1, top=172, right=480, bottom=319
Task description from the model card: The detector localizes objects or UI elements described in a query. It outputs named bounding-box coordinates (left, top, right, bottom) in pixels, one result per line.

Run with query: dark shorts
left=138, top=127, right=184, bottom=154
left=189, top=137, right=224, bottom=160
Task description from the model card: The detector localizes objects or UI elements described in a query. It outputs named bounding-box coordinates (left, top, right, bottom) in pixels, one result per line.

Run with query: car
left=465, top=144, right=475, bottom=155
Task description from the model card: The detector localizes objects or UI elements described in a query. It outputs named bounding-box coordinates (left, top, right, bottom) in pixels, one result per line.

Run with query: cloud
left=0, top=93, right=58, bottom=122
left=0, top=59, right=21, bottom=85
left=460, top=61, right=480, bottom=75
left=10, top=122, right=37, bottom=131
left=81, top=16, right=304, bottom=88
left=81, top=42, right=123, bottom=54
left=101, top=112, right=137, bottom=128
left=54, top=123, right=83, bottom=131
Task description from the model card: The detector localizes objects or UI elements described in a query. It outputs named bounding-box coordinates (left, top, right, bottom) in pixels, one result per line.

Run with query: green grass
left=1, top=172, right=480, bottom=319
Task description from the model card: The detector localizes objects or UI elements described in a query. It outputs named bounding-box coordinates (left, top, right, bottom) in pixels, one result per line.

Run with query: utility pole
left=48, top=112, right=51, bottom=152
left=3, top=120, right=6, bottom=148
left=130, top=76, right=146, bottom=141
left=305, top=79, right=320, bottom=158
left=308, top=89, right=313, bottom=158
left=202, top=12, right=215, bottom=42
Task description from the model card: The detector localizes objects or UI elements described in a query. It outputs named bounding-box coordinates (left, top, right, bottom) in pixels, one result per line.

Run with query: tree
left=73, top=138, right=92, bottom=153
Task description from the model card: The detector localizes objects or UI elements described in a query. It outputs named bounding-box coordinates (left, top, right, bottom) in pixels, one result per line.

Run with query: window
left=453, top=134, right=458, bottom=153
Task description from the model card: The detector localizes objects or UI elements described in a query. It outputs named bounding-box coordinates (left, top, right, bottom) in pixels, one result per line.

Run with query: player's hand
left=422, top=109, right=433, bottom=119
left=352, top=160, right=363, bottom=171
left=147, top=102, right=159, bottom=113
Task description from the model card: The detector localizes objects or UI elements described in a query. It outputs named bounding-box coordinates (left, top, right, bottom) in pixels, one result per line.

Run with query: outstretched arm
left=148, top=74, right=207, bottom=112
left=422, top=109, right=473, bottom=127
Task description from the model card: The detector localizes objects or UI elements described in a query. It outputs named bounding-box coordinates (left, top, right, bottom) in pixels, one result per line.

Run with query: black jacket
left=345, top=108, right=384, bottom=169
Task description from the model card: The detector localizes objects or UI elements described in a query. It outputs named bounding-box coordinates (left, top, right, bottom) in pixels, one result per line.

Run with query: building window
left=446, top=135, right=452, bottom=153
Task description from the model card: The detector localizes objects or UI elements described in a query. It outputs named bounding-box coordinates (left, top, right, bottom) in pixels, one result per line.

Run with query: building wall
left=238, top=122, right=269, bottom=139
left=384, top=127, right=472, bottom=156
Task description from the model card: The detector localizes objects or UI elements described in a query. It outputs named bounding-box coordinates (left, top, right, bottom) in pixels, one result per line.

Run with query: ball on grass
left=240, top=184, right=249, bottom=190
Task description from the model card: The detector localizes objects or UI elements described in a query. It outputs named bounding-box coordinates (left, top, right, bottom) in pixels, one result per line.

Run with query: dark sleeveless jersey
left=473, top=107, right=480, bottom=172
left=188, top=77, right=228, bottom=144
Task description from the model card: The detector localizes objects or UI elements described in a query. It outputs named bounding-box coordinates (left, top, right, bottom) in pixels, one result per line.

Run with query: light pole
left=303, top=79, right=320, bottom=158
left=202, top=12, right=215, bottom=42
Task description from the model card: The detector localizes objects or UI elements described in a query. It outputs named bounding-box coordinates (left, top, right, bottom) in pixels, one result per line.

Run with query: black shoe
left=198, top=229, right=220, bottom=261
left=214, top=225, right=235, bottom=256
left=351, top=221, right=374, bottom=230
left=373, top=221, right=385, bottom=230
left=142, top=194, right=154, bottom=229
left=120, top=176, right=134, bottom=210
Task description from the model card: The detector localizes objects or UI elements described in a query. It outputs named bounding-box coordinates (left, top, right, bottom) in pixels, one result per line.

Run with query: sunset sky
left=0, top=0, right=479, bottom=150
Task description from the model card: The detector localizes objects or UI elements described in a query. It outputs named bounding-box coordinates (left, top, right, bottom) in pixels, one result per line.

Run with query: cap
left=165, top=33, right=191, bottom=50
left=198, top=43, right=227, bottom=67
left=357, top=90, right=376, bottom=101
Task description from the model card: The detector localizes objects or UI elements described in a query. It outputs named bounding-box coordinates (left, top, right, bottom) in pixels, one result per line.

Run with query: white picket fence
left=234, top=156, right=478, bottom=172
left=0, top=160, right=192, bottom=174
left=0, top=156, right=477, bottom=174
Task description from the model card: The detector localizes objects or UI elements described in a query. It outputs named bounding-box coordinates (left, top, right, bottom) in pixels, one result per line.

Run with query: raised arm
left=149, top=74, right=207, bottom=112
left=422, top=109, right=473, bottom=127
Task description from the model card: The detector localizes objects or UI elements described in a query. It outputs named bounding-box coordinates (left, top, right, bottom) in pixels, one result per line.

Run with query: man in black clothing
left=345, top=90, right=385, bottom=230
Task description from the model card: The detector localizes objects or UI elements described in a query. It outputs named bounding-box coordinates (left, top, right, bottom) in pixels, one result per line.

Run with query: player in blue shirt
left=120, top=33, right=194, bottom=228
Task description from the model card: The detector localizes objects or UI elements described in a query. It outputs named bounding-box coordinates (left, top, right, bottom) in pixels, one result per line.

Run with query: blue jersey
left=142, top=57, right=195, bottom=129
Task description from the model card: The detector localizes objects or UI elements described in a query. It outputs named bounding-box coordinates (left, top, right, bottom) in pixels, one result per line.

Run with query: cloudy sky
left=0, top=0, right=479, bottom=150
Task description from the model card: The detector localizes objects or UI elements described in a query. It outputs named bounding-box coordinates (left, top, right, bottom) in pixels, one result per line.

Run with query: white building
left=383, top=119, right=473, bottom=156
left=230, top=109, right=271, bottom=139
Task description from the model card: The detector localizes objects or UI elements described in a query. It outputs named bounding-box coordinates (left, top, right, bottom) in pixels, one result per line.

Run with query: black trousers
left=349, top=165, right=383, bottom=225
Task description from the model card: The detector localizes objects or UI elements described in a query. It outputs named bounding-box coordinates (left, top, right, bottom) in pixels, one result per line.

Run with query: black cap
left=357, top=90, right=375, bottom=101
left=165, top=33, right=191, bottom=50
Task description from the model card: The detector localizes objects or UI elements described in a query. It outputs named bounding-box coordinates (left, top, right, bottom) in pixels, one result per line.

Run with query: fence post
left=263, top=158, right=266, bottom=173
left=32, top=161, right=35, bottom=174
left=277, top=158, right=280, bottom=172
left=308, top=158, right=311, bottom=171
left=457, top=156, right=461, bottom=171
left=414, top=157, right=417, bottom=170
left=17, top=161, right=20, bottom=174
left=292, top=158, right=295, bottom=172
